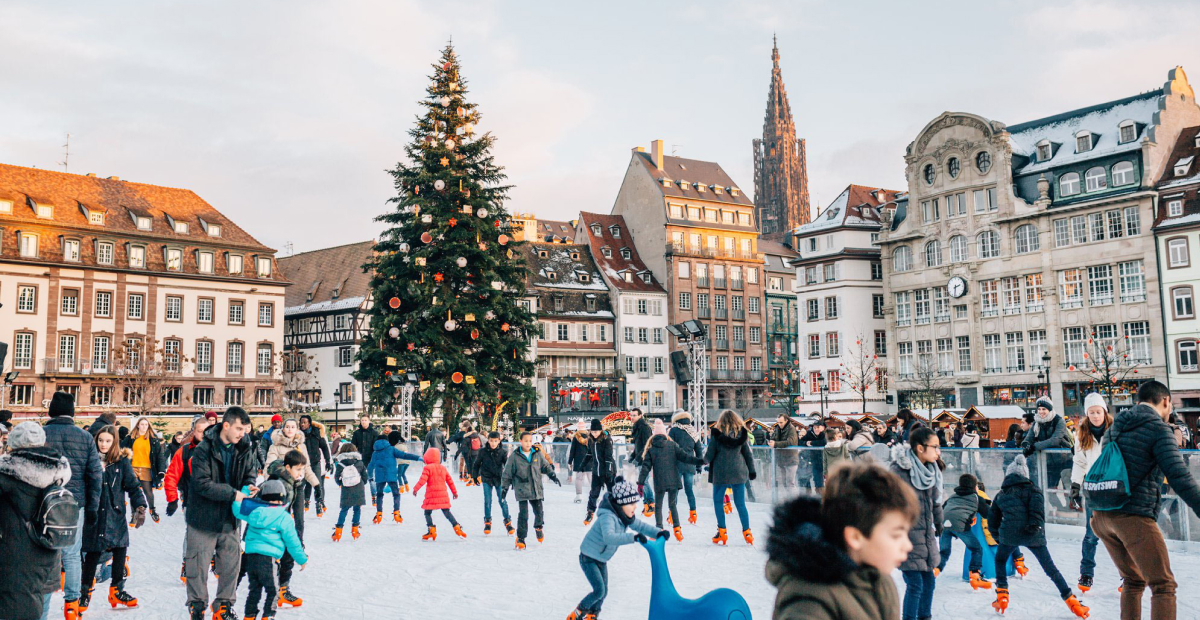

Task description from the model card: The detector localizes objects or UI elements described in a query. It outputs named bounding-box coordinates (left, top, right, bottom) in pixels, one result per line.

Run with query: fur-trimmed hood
left=889, top=443, right=914, bottom=470
left=271, top=428, right=305, bottom=449
left=0, top=446, right=71, bottom=489
left=334, top=451, right=362, bottom=465
left=765, top=496, right=859, bottom=585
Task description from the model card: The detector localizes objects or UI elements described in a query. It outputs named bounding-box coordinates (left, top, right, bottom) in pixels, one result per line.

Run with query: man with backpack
left=1088, top=381, right=1200, bottom=620
left=41, top=391, right=102, bottom=620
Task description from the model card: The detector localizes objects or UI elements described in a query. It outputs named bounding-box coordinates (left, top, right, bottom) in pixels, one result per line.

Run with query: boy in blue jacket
left=369, top=434, right=423, bottom=524
left=569, top=478, right=665, bottom=620
left=233, top=479, right=308, bottom=620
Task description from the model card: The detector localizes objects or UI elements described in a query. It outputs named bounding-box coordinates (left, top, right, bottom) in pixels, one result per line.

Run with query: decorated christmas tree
left=355, top=43, right=539, bottom=430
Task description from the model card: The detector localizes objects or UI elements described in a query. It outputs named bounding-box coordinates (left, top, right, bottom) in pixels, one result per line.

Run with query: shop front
left=547, top=376, right=625, bottom=424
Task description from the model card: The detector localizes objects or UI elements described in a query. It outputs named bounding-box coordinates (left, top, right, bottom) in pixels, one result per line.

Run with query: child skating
left=637, top=420, right=703, bottom=540
left=331, top=443, right=368, bottom=541
left=475, top=431, right=514, bottom=535
left=232, top=479, right=308, bottom=620
left=369, top=432, right=422, bottom=524
left=988, top=454, right=1089, bottom=618
left=412, top=447, right=466, bottom=540
left=568, top=478, right=664, bottom=620
left=501, top=431, right=561, bottom=549
left=935, top=473, right=991, bottom=590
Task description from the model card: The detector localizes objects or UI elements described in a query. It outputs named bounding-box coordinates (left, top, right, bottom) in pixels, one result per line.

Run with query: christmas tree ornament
left=476, top=207, right=488, bottom=218
left=434, top=272, right=444, bottom=283
left=413, top=185, right=420, bottom=195
left=398, top=243, right=410, bottom=253
left=415, top=257, right=427, bottom=266
left=388, top=297, right=401, bottom=309
left=465, top=313, right=476, bottom=321
left=498, top=234, right=510, bottom=245
left=479, top=242, right=488, bottom=251
left=463, top=188, right=471, bottom=198
left=491, top=281, right=503, bottom=290
left=407, top=343, right=415, bottom=351
left=449, top=217, right=458, bottom=227
left=462, top=205, right=473, bottom=214
left=465, top=375, right=476, bottom=384
left=439, top=96, right=451, bottom=107
left=437, top=383, right=446, bottom=392
left=455, top=126, right=465, bottom=136
left=470, top=329, right=480, bottom=340
left=445, top=138, right=455, bottom=149
left=422, top=214, right=433, bottom=224
left=502, top=323, right=511, bottom=332
left=419, top=380, right=431, bottom=391
left=452, top=372, right=464, bottom=384
left=449, top=82, right=458, bottom=91
left=420, top=231, right=433, bottom=243
left=495, top=219, right=501, bottom=228
left=386, top=357, right=397, bottom=366
left=506, top=249, right=514, bottom=259
left=434, top=179, right=446, bottom=191
left=485, top=310, right=495, bottom=320
left=456, top=257, right=468, bottom=268
left=388, top=326, right=400, bottom=338
left=457, top=107, right=466, bottom=117
left=440, top=157, right=449, bottom=166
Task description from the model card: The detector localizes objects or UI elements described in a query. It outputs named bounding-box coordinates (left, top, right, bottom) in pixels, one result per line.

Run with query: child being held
left=935, top=474, right=991, bottom=589
left=765, top=461, right=918, bottom=620
left=233, top=479, right=308, bottom=620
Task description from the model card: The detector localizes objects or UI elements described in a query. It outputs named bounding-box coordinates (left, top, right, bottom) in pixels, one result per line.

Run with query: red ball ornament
left=421, top=231, right=433, bottom=244
left=470, top=329, right=480, bottom=340
left=498, top=234, right=510, bottom=245
left=452, top=372, right=464, bottom=384
left=388, top=297, right=401, bottom=309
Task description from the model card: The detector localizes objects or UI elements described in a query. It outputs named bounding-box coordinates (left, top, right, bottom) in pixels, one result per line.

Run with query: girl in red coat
left=412, top=448, right=466, bottom=541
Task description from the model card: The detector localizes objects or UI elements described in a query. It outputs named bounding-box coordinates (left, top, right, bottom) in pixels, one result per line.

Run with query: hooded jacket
left=1021, top=410, right=1071, bottom=453
left=822, top=439, right=851, bottom=477
left=332, top=452, right=368, bottom=507
left=703, top=428, right=756, bottom=487
left=0, top=447, right=72, bottom=620
left=265, top=429, right=320, bottom=487
left=164, top=434, right=201, bottom=506
left=351, top=424, right=380, bottom=472
left=629, top=417, right=653, bottom=466
left=185, top=424, right=258, bottom=533
left=888, top=444, right=942, bottom=572
left=1102, top=403, right=1200, bottom=519
left=301, top=421, right=331, bottom=475
left=941, top=485, right=981, bottom=533
left=578, top=492, right=659, bottom=563
left=42, top=416, right=103, bottom=513
left=765, top=496, right=900, bottom=620
left=638, top=435, right=703, bottom=492
left=473, top=442, right=509, bottom=487
left=667, top=422, right=704, bottom=475
left=566, top=434, right=594, bottom=473
left=413, top=448, right=457, bottom=510
left=501, top=445, right=558, bottom=501
left=368, top=439, right=422, bottom=483
left=232, top=492, right=307, bottom=563
left=988, top=460, right=1046, bottom=547
left=588, top=431, right=617, bottom=482
left=82, top=449, right=148, bottom=553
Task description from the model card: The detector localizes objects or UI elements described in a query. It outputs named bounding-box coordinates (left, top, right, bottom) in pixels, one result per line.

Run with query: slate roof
left=1153, top=126, right=1200, bottom=229
left=533, top=218, right=577, bottom=242
left=1006, top=91, right=1160, bottom=176
left=522, top=242, right=614, bottom=319
left=278, top=240, right=375, bottom=314
left=576, top=211, right=665, bottom=294
left=795, top=184, right=901, bottom=235
left=758, top=239, right=799, bottom=274
left=633, top=151, right=753, bottom=206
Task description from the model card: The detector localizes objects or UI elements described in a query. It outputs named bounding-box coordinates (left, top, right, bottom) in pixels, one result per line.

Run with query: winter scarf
left=892, top=444, right=943, bottom=501
left=671, top=422, right=700, bottom=442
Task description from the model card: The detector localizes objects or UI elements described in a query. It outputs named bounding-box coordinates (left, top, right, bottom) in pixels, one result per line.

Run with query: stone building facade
left=753, top=37, right=810, bottom=239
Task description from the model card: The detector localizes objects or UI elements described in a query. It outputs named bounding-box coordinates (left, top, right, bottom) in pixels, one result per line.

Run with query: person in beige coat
left=266, top=419, right=320, bottom=488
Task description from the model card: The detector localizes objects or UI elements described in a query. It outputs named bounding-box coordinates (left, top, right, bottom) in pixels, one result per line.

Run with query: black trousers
left=586, top=475, right=611, bottom=513
left=82, top=546, right=127, bottom=592
left=303, top=478, right=325, bottom=508
left=243, top=553, right=278, bottom=618
left=517, top=499, right=545, bottom=540
left=278, top=507, right=304, bottom=587
left=654, top=486, right=679, bottom=529
left=424, top=509, right=459, bottom=527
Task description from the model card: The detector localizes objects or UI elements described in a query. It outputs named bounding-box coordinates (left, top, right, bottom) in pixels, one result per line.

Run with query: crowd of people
left=2, top=381, right=1200, bottom=620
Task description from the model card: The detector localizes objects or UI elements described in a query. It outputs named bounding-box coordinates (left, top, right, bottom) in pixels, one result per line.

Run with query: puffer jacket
left=232, top=492, right=307, bottom=563
left=629, top=417, right=653, bottom=466
left=1021, top=412, right=1071, bottom=452
left=1103, top=403, right=1200, bottom=519
left=822, top=439, right=851, bottom=477
left=566, top=435, right=594, bottom=473
left=638, top=435, right=703, bottom=492
left=265, top=429, right=320, bottom=487
left=765, top=496, right=900, bottom=620
left=332, top=452, right=368, bottom=507
left=42, top=417, right=103, bottom=512
left=351, top=425, right=380, bottom=471
left=889, top=444, right=942, bottom=572
left=413, top=448, right=457, bottom=510
left=501, top=445, right=558, bottom=501
left=0, top=447, right=71, bottom=620
left=578, top=492, right=659, bottom=563
left=82, top=451, right=147, bottom=553
left=668, top=423, right=704, bottom=474
left=588, top=432, right=617, bottom=482
left=473, top=443, right=509, bottom=487
left=184, top=424, right=258, bottom=533
left=704, top=428, right=756, bottom=487
left=301, top=422, right=331, bottom=475
left=368, top=439, right=422, bottom=483
left=941, top=486, right=981, bottom=533
left=988, top=473, right=1046, bottom=547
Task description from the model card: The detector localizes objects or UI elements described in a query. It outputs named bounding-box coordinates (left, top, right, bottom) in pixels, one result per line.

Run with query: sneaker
left=535, top=527, right=544, bottom=543
left=332, top=527, right=343, bottom=542
left=277, top=586, right=303, bottom=608
left=1078, top=575, right=1093, bottom=593
left=968, top=570, right=992, bottom=590
left=712, top=527, right=727, bottom=545
left=108, top=586, right=138, bottom=608
left=422, top=526, right=437, bottom=541
left=351, top=525, right=361, bottom=540
left=992, top=588, right=1009, bottom=614
left=1065, top=594, right=1090, bottom=618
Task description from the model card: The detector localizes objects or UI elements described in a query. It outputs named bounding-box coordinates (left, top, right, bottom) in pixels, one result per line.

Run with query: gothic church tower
left=753, top=37, right=811, bottom=238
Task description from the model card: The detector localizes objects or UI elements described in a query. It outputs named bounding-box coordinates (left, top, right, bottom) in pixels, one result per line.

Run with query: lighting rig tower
left=667, top=320, right=709, bottom=431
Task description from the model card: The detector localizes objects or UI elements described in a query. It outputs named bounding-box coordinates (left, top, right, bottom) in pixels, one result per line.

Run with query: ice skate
left=584, top=511, right=594, bottom=525
left=1065, top=595, right=1089, bottom=618
left=213, top=601, right=239, bottom=620
left=673, top=526, right=683, bottom=541
left=712, top=527, right=727, bottom=545
left=277, top=586, right=302, bottom=608
left=484, top=518, right=492, bottom=535
left=566, top=608, right=583, bottom=620
left=187, top=601, right=205, bottom=620
left=688, top=509, right=697, bottom=525
left=422, top=526, right=437, bottom=541
left=393, top=510, right=402, bottom=523
left=643, top=502, right=655, bottom=517
left=992, top=588, right=1008, bottom=614
left=743, top=529, right=754, bottom=546
left=505, top=519, right=515, bottom=535
left=515, top=538, right=526, bottom=550
left=332, top=526, right=343, bottom=541
left=969, top=570, right=992, bottom=590
left=454, top=524, right=467, bottom=538
left=1013, top=557, right=1029, bottom=577
left=372, top=511, right=383, bottom=524
left=1078, top=575, right=1092, bottom=593
left=108, top=586, right=138, bottom=608
left=574, top=495, right=581, bottom=504
left=933, top=567, right=940, bottom=577
left=315, top=504, right=325, bottom=518
left=351, top=525, right=361, bottom=540
left=150, top=508, right=160, bottom=523
left=666, top=512, right=672, bottom=525
left=179, top=561, right=186, bottom=583
left=78, top=588, right=92, bottom=612
left=535, top=527, right=544, bottom=542
left=64, top=599, right=80, bottom=620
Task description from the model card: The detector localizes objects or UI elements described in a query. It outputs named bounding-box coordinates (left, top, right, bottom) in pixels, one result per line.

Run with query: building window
left=980, top=280, right=999, bottom=316
left=874, top=330, right=887, bottom=356
left=95, top=291, right=112, bottom=318
left=826, top=332, right=840, bottom=357
left=198, top=252, right=214, bottom=274
left=1053, top=219, right=1070, bottom=247
left=166, top=248, right=183, bottom=271
left=1037, top=141, right=1052, bottom=162
left=258, top=303, right=274, bottom=327
left=1169, top=200, right=1184, bottom=217
left=914, top=289, right=930, bottom=324
left=895, top=291, right=911, bottom=326
left=196, top=341, right=212, bottom=373
left=227, top=342, right=243, bottom=374
left=17, top=285, right=37, bottom=313
left=58, top=335, right=77, bottom=371
left=1002, top=277, right=1022, bottom=315
left=1076, top=132, right=1093, bottom=153
left=339, top=346, right=353, bottom=367
left=164, top=339, right=181, bottom=372
left=824, top=263, right=838, bottom=282
left=192, top=387, right=214, bottom=407
left=129, top=245, right=146, bottom=268
left=948, top=235, right=968, bottom=263
left=983, top=334, right=1001, bottom=373
left=1173, top=287, right=1194, bottom=319
left=947, top=157, right=960, bottom=178
left=1006, top=332, right=1026, bottom=372
left=1119, top=121, right=1137, bottom=143
left=197, top=298, right=214, bottom=323
left=229, top=301, right=244, bottom=325
left=678, top=292, right=691, bottom=310
left=924, top=240, right=942, bottom=267
left=257, top=344, right=273, bottom=375
left=165, top=296, right=182, bottom=321
left=61, top=289, right=79, bottom=316
left=749, top=327, right=760, bottom=344
left=893, top=246, right=912, bottom=272
left=1119, top=261, right=1145, bottom=303
left=1059, top=269, right=1083, bottom=309
left=63, top=239, right=80, bottom=262
left=1063, top=327, right=1085, bottom=368
left=976, top=151, right=992, bottom=173
left=825, top=296, right=839, bottom=319
left=257, top=258, right=273, bottom=277
left=558, top=324, right=569, bottom=341
left=923, top=163, right=936, bottom=185
left=1014, top=225, right=1039, bottom=254
left=228, top=254, right=244, bottom=274
left=1179, top=341, right=1199, bottom=372
left=807, top=298, right=820, bottom=321
left=954, top=304, right=967, bottom=320
left=224, top=387, right=244, bottom=406
left=1085, top=167, right=1107, bottom=192
left=94, top=241, right=114, bottom=265
left=976, top=231, right=999, bottom=258
left=255, top=388, right=274, bottom=407
left=957, top=336, right=971, bottom=372
left=1169, top=238, right=1189, bottom=267
left=808, top=334, right=821, bottom=358
left=1125, top=206, right=1141, bottom=236
left=873, top=294, right=885, bottom=318
left=1111, top=161, right=1135, bottom=186
left=1024, top=273, right=1044, bottom=311
left=937, top=338, right=953, bottom=374
left=13, top=332, right=34, bottom=369
left=1125, top=322, right=1151, bottom=363
left=19, top=233, right=38, bottom=258
left=898, top=342, right=913, bottom=378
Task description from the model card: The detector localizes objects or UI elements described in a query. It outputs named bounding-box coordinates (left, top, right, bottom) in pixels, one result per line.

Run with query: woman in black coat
left=638, top=424, right=703, bottom=534
left=565, top=429, right=594, bottom=503
left=80, top=426, right=147, bottom=610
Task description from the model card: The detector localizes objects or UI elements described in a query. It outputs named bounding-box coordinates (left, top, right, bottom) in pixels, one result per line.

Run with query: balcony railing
left=696, top=277, right=709, bottom=287
left=733, top=339, right=746, bottom=351
left=715, top=339, right=729, bottom=350
left=731, top=280, right=744, bottom=290
left=714, top=278, right=727, bottom=289
left=1026, top=303, right=1045, bottom=313
left=934, top=314, right=950, bottom=323
left=41, top=358, right=114, bottom=375
left=537, top=368, right=622, bottom=379
left=708, top=369, right=766, bottom=382
left=698, top=307, right=711, bottom=319
left=715, top=308, right=728, bottom=319
left=732, top=309, right=745, bottom=320
left=1121, top=293, right=1146, bottom=303
left=981, top=308, right=999, bottom=317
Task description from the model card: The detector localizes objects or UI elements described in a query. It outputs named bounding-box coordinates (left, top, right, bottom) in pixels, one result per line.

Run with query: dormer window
left=578, top=273, right=590, bottom=283
left=623, top=272, right=632, bottom=282
left=1119, top=120, right=1136, bottom=144
left=553, top=295, right=564, bottom=311
left=601, top=247, right=612, bottom=258
left=713, top=185, right=724, bottom=194
left=696, top=183, right=705, bottom=193
left=35, top=203, right=52, bottom=219
left=586, top=297, right=596, bottom=312
left=174, top=221, right=189, bottom=234
left=0, top=199, right=10, bottom=214
left=546, top=270, right=557, bottom=281
left=677, top=180, right=688, bottom=189
left=609, top=225, right=621, bottom=238
left=620, top=248, right=632, bottom=260
left=538, top=249, right=549, bottom=258
left=88, top=211, right=104, bottom=225
left=1075, top=131, right=1093, bottom=153
left=730, top=187, right=740, bottom=197
left=256, top=257, right=272, bottom=277
left=570, top=251, right=580, bottom=261
left=590, top=224, right=601, bottom=235
left=1036, top=140, right=1052, bottom=162
left=661, top=178, right=672, bottom=187
left=136, top=216, right=152, bottom=231
left=640, top=272, right=652, bottom=283
left=1176, top=156, right=1195, bottom=177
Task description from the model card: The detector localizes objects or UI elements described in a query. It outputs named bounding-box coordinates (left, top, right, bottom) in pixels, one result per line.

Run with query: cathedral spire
left=753, top=37, right=811, bottom=238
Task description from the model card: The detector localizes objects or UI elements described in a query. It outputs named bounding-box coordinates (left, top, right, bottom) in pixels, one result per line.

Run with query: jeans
left=938, top=529, right=984, bottom=572
left=679, top=469, right=697, bottom=511
left=1080, top=506, right=1098, bottom=577
left=483, top=483, right=511, bottom=522
left=713, top=484, right=749, bottom=531
left=901, top=570, right=935, bottom=620
left=374, top=481, right=401, bottom=513
left=398, top=464, right=410, bottom=486
left=336, top=505, right=362, bottom=528
left=586, top=474, right=611, bottom=513
left=1093, top=510, right=1177, bottom=620
left=516, top=500, right=544, bottom=541
left=42, top=512, right=86, bottom=617
left=995, top=544, right=1071, bottom=598
left=242, top=553, right=277, bottom=618
left=578, top=554, right=608, bottom=612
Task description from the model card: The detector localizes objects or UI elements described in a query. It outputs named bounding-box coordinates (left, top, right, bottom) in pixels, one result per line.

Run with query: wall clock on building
left=948, top=276, right=968, bottom=298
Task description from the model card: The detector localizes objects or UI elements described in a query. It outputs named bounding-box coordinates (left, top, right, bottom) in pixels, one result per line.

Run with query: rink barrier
left=399, top=442, right=1200, bottom=544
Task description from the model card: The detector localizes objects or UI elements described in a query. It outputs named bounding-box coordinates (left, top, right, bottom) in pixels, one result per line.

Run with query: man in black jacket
left=351, top=415, right=379, bottom=498
left=183, top=407, right=258, bottom=620
left=627, top=408, right=655, bottom=515
left=299, top=415, right=331, bottom=513
left=41, top=391, right=103, bottom=619
left=1091, top=380, right=1200, bottom=619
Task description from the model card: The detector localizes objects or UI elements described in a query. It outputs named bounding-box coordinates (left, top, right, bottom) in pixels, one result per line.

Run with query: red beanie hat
left=271, top=414, right=283, bottom=424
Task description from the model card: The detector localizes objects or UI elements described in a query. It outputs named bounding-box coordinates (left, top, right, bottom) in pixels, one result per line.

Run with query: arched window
left=977, top=230, right=1000, bottom=259
left=893, top=246, right=912, bottom=272
left=923, top=163, right=936, bottom=185
left=949, top=235, right=968, bottom=263
left=1059, top=172, right=1081, bottom=196
left=1014, top=224, right=1040, bottom=254
left=947, top=157, right=960, bottom=178
left=1112, top=161, right=1135, bottom=186
left=1085, top=167, right=1107, bottom=192
left=925, top=240, right=942, bottom=267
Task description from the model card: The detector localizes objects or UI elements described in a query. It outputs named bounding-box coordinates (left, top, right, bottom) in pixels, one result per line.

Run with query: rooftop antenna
left=60, top=133, right=71, bottom=172
left=671, top=144, right=681, bottom=156
left=284, top=241, right=294, bottom=257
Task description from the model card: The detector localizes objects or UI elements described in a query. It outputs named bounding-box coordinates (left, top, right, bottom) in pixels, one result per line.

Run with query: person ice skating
left=1090, top=380, right=1200, bottom=620
left=368, top=431, right=422, bottom=524
left=638, top=419, right=703, bottom=540
left=331, top=443, right=368, bottom=542
left=584, top=419, right=617, bottom=525
left=934, top=474, right=991, bottom=590
left=888, top=426, right=942, bottom=620
left=704, top=409, right=757, bottom=546
left=766, top=461, right=918, bottom=620
left=298, top=415, right=331, bottom=516
left=667, top=411, right=704, bottom=526
left=501, top=431, right=561, bottom=549
left=823, top=428, right=852, bottom=483
left=423, top=422, right=448, bottom=462
left=988, top=454, right=1089, bottom=617
left=567, top=423, right=594, bottom=504
left=473, top=431, right=514, bottom=535
left=121, top=416, right=164, bottom=523
left=1021, top=397, right=1072, bottom=496
left=78, top=426, right=147, bottom=612
left=0, top=422, right=73, bottom=620
left=1069, top=392, right=1111, bottom=593
left=567, top=478, right=664, bottom=620
left=627, top=408, right=655, bottom=516
left=232, top=479, right=308, bottom=620
left=769, top=412, right=800, bottom=491
left=263, top=449, right=311, bottom=609
left=163, top=414, right=213, bottom=582
left=412, top=447, right=466, bottom=540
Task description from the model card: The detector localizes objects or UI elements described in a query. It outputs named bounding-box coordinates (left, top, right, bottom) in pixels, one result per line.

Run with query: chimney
left=107, top=176, right=120, bottom=181
left=85, top=173, right=96, bottom=177
left=650, top=139, right=664, bottom=170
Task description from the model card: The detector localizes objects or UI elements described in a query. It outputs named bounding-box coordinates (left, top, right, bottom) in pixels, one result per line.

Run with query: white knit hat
left=8, top=421, right=46, bottom=450
left=1083, top=392, right=1108, bottom=412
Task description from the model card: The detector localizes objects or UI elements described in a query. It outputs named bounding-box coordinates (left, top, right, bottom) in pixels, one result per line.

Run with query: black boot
left=188, top=601, right=206, bottom=620
left=150, top=508, right=160, bottom=523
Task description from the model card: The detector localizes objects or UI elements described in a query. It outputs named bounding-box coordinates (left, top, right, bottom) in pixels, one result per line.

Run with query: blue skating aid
left=641, top=535, right=752, bottom=620
left=961, top=519, right=1014, bottom=580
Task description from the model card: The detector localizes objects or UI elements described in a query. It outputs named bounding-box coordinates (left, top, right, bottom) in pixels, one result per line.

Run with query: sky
left=3, top=0, right=1200, bottom=254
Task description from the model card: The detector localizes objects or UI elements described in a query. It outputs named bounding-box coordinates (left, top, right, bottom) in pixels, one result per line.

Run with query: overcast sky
left=3, top=0, right=1200, bottom=254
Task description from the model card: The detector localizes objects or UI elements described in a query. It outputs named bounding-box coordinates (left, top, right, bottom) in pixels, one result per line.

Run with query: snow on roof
left=968, top=405, right=1028, bottom=419
left=1006, top=91, right=1161, bottom=176
left=1155, top=212, right=1200, bottom=229
left=285, top=295, right=366, bottom=316
left=795, top=184, right=898, bottom=235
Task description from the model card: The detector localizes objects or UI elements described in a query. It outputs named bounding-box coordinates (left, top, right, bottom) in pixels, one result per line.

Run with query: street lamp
left=1041, top=351, right=1052, bottom=401
left=817, top=375, right=828, bottom=422
left=0, top=371, right=18, bottom=411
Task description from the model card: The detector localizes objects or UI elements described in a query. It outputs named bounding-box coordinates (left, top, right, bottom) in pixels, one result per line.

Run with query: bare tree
left=280, top=346, right=321, bottom=415
left=111, top=337, right=191, bottom=418
left=907, top=349, right=952, bottom=422
left=1070, top=329, right=1148, bottom=411
left=842, top=332, right=885, bottom=415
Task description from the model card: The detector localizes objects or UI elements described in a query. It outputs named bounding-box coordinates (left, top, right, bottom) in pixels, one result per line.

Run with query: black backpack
left=30, top=483, right=80, bottom=550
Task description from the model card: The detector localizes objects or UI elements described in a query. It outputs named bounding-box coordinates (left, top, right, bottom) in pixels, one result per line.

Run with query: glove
left=1070, top=483, right=1083, bottom=511
left=1022, top=444, right=1035, bottom=457
left=749, top=471, right=757, bottom=481
left=637, top=484, right=644, bottom=495
left=166, top=500, right=178, bottom=517
left=132, top=506, right=147, bottom=529
left=551, top=476, right=562, bottom=487
left=1023, top=524, right=1040, bottom=535
left=452, top=493, right=458, bottom=500
left=656, top=529, right=670, bottom=540
left=634, top=533, right=648, bottom=544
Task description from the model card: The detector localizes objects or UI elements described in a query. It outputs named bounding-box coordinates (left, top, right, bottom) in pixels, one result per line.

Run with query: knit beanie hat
left=271, top=414, right=283, bottom=424
left=259, top=479, right=288, bottom=503
left=387, top=430, right=403, bottom=445
left=204, top=411, right=219, bottom=423
left=610, top=478, right=640, bottom=505
left=1083, top=392, right=1108, bottom=412
left=1006, top=453, right=1030, bottom=479
left=590, top=418, right=603, bottom=432
left=48, top=391, right=75, bottom=418
left=8, top=421, right=46, bottom=450
left=652, top=419, right=667, bottom=436
left=1034, top=397, right=1054, bottom=412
